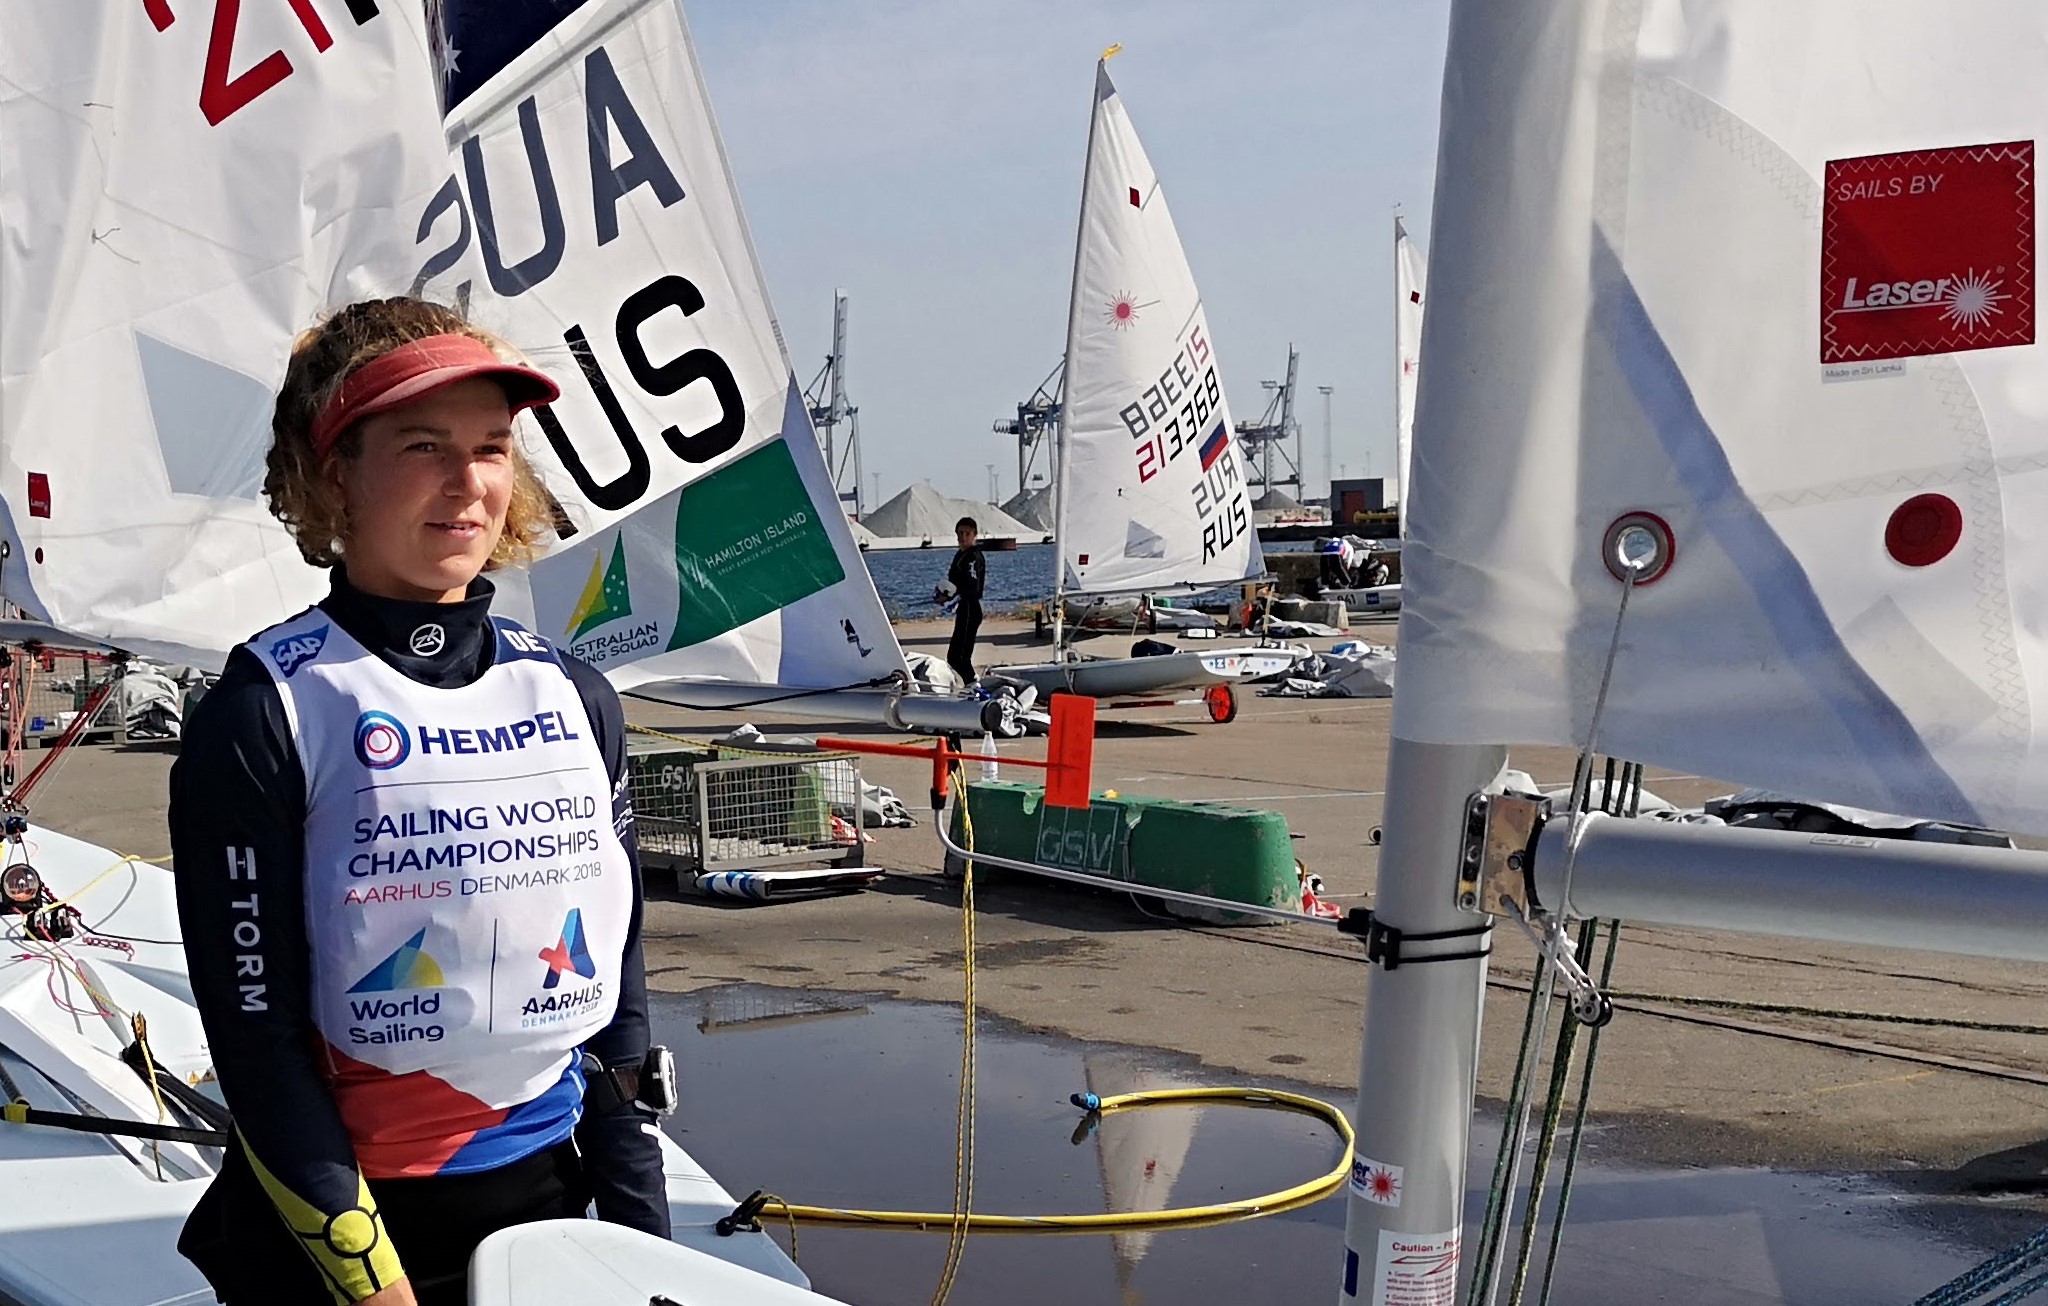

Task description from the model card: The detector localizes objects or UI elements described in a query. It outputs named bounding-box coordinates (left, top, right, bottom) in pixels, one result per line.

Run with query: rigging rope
left=717, top=752, right=1357, bottom=1264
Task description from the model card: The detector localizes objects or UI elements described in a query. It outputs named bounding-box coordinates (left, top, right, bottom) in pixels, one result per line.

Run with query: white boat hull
left=1000, top=646, right=1304, bottom=700
left=1323, top=583, right=1403, bottom=613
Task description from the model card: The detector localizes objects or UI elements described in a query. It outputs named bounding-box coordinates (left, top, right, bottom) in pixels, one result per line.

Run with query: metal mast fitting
left=1234, top=345, right=1304, bottom=499
left=1463, top=792, right=2048, bottom=967
left=803, top=289, right=864, bottom=518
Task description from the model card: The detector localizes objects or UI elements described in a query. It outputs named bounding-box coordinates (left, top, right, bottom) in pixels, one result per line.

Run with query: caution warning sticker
left=1821, top=140, right=2034, bottom=364
left=1373, top=1228, right=1460, bottom=1306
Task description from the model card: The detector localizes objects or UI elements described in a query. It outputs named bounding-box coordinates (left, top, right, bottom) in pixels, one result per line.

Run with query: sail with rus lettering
left=0, top=0, right=902, bottom=697
left=1051, top=55, right=1263, bottom=600
left=1398, top=2, right=2048, bottom=835
left=1392, top=213, right=1425, bottom=529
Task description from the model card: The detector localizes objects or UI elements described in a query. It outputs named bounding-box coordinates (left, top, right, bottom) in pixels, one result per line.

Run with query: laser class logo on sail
left=1820, top=140, right=2034, bottom=365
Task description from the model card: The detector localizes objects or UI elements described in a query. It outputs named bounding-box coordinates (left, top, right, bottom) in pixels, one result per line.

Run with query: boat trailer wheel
left=1205, top=683, right=1238, bottom=724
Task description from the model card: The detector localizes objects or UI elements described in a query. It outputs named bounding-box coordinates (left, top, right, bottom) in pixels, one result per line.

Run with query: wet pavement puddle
left=653, top=986, right=2037, bottom=1304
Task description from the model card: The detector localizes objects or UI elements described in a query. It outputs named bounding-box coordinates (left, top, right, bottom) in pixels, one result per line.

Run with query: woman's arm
left=172, top=650, right=409, bottom=1301
left=561, top=654, right=671, bottom=1238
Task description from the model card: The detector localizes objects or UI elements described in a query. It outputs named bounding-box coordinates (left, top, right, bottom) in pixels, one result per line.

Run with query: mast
left=1341, top=1, right=1594, bottom=1297
left=1050, top=46, right=1120, bottom=659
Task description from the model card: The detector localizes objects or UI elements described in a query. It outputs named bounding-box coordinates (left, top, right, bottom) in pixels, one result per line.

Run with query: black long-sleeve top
left=947, top=545, right=986, bottom=605
left=169, top=570, right=666, bottom=1301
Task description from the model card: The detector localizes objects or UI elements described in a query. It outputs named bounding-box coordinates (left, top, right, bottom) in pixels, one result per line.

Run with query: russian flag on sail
left=1198, top=421, right=1230, bottom=470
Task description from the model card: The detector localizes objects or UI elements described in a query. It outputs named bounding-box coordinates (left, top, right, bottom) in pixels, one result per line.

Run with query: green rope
left=1467, top=959, right=1551, bottom=1305
left=1534, top=919, right=1622, bottom=1306
left=1504, top=918, right=1601, bottom=1306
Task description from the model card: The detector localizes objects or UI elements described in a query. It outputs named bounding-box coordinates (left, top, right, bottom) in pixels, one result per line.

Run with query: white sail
left=432, top=1, right=904, bottom=691
left=1393, top=214, right=1426, bottom=525
left=1398, top=2, right=2048, bottom=833
left=0, top=2, right=449, bottom=668
left=1053, top=60, right=1261, bottom=598
left=0, top=0, right=902, bottom=693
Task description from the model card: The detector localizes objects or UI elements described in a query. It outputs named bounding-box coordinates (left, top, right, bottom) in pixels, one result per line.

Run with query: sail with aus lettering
left=1397, top=1, right=2048, bottom=835
left=0, top=0, right=902, bottom=697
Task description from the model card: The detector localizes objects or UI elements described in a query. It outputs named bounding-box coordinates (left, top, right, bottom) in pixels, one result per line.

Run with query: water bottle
left=979, top=731, right=999, bottom=782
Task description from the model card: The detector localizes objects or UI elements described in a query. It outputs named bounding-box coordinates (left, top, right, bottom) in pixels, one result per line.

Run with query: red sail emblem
left=1821, top=141, right=2034, bottom=364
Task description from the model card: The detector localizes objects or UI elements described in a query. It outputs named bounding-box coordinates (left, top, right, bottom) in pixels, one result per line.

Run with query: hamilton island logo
left=345, top=927, right=446, bottom=1047
left=353, top=711, right=411, bottom=770
left=567, top=537, right=633, bottom=639
left=272, top=625, right=328, bottom=677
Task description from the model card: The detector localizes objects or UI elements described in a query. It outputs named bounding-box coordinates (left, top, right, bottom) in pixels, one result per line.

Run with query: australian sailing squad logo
left=345, top=927, right=446, bottom=1046
left=525, top=907, right=605, bottom=1028
left=565, top=537, right=659, bottom=665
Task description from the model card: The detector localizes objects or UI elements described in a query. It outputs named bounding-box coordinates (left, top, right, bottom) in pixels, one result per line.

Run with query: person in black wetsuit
left=936, top=516, right=986, bottom=684
left=170, top=298, right=667, bottom=1306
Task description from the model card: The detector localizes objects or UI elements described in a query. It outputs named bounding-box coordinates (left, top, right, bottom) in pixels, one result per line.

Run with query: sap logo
left=272, top=626, right=329, bottom=677
left=538, top=908, right=597, bottom=990
left=354, top=711, right=412, bottom=770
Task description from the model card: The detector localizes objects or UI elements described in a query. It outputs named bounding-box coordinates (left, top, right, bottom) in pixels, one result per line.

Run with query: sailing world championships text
left=346, top=796, right=603, bottom=878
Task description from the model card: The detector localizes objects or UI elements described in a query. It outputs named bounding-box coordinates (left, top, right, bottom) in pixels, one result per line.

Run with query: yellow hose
left=754, top=1085, right=1355, bottom=1234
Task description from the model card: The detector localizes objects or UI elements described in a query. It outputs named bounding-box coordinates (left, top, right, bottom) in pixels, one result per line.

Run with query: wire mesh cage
left=625, top=739, right=864, bottom=876
left=2, top=650, right=125, bottom=749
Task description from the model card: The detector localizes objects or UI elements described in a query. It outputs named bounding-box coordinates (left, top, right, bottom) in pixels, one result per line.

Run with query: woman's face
left=335, top=377, right=516, bottom=603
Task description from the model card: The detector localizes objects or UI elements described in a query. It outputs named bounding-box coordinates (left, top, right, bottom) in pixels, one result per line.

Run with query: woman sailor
left=171, top=297, right=669, bottom=1305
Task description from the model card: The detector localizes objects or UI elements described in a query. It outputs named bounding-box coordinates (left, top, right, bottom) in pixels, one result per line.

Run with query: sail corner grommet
left=1602, top=511, right=1675, bottom=585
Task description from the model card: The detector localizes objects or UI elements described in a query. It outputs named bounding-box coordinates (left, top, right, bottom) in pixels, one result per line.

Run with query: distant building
left=1330, top=477, right=1390, bottom=524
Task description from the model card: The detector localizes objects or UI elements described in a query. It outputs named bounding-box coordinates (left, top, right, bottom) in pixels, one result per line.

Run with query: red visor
left=309, top=333, right=560, bottom=458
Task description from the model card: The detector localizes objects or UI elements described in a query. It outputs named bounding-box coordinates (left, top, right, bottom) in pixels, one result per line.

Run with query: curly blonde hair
left=264, top=296, right=561, bottom=569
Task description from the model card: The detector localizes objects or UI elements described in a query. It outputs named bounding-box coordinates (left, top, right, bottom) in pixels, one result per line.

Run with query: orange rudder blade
left=1044, top=693, right=1096, bottom=809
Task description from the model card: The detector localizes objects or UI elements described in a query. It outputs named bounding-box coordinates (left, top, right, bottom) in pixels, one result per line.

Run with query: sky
left=685, top=0, right=1452, bottom=508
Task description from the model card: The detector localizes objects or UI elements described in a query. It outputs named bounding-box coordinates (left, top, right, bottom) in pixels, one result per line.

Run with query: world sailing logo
left=345, top=927, right=447, bottom=1047
left=349, top=927, right=446, bottom=993
left=568, top=537, right=633, bottom=638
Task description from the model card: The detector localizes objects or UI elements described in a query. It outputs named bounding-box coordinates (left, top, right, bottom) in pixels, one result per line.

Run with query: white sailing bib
left=250, top=608, right=633, bottom=1176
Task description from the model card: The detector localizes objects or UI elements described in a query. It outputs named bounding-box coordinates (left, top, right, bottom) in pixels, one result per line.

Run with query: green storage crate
left=949, top=781, right=1297, bottom=925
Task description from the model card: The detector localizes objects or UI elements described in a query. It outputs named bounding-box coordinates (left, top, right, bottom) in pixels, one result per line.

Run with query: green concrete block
left=950, top=781, right=1297, bottom=925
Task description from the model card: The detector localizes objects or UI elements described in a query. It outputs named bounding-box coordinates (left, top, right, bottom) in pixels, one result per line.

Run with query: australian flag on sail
left=1198, top=420, right=1230, bottom=471
left=434, top=0, right=592, bottom=113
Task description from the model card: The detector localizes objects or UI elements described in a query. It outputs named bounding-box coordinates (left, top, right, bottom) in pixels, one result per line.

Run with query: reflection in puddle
left=653, top=986, right=2032, bottom=1305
